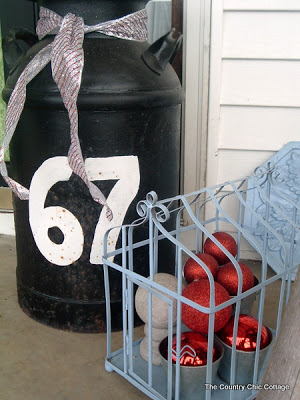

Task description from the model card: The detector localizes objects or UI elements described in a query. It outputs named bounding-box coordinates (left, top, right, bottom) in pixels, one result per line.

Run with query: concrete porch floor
left=0, top=234, right=283, bottom=400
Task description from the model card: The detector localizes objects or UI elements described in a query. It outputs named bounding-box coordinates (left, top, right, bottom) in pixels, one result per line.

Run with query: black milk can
left=2, top=0, right=183, bottom=332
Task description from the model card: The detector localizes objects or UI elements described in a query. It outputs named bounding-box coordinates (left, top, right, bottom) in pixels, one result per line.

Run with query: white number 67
left=29, top=156, right=140, bottom=266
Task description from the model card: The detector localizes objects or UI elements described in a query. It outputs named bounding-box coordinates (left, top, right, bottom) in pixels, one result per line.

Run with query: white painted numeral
left=29, top=156, right=140, bottom=266
left=29, top=157, right=84, bottom=266
left=86, top=156, right=140, bottom=264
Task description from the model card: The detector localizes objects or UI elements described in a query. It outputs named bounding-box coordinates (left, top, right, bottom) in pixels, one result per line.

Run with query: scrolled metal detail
left=270, top=166, right=285, bottom=186
left=136, top=200, right=149, bottom=220
left=136, top=191, right=158, bottom=220
left=254, top=161, right=287, bottom=188
left=151, top=204, right=171, bottom=223
left=254, top=161, right=275, bottom=184
left=146, top=191, right=159, bottom=206
left=136, top=191, right=170, bottom=223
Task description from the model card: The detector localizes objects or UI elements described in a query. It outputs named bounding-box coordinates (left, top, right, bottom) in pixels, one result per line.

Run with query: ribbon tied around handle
left=0, top=7, right=148, bottom=220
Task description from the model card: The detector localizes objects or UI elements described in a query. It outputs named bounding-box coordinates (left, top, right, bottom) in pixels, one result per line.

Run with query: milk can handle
left=142, top=28, right=183, bottom=75
left=2, top=28, right=38, bottom=73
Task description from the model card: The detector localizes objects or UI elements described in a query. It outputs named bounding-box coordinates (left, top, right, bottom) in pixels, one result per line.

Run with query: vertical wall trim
left=206, top=0, right=224, bottom=188
left=196, top=0, right=212, bottom=193
left=182, top=0, right=211, bottom=201
left=182, top=0, right=211, bottom=233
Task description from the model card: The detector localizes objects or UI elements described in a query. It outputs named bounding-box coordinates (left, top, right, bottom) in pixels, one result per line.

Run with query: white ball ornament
left=135, top=273, right=178, bottom=364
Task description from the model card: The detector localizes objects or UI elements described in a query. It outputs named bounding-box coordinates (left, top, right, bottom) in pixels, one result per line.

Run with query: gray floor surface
left=0, top=234, right=282, bottom=400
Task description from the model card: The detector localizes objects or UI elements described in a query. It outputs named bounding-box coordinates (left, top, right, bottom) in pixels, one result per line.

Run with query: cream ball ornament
left=135, top=273, right=178, bottom=364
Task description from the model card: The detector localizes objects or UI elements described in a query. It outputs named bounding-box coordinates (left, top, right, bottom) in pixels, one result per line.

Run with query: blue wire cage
left=103, top=163, right=299, bottom=400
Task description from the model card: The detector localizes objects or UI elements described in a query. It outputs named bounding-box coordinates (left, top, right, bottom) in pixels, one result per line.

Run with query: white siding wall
left=207, top=0, right=300, bottom=186
left=205, top=0, right=300, bottom=258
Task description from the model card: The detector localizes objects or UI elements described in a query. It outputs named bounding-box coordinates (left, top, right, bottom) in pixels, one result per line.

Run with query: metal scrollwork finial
left=254, top=161, right=287, bottom=187
left=136, top=191, right=170, bottom=223
left=254, top=161, right=275, bottom=180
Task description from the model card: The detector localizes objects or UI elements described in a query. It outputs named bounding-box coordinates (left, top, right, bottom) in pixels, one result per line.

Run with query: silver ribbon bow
left=0, top=7, right=148, bottom=221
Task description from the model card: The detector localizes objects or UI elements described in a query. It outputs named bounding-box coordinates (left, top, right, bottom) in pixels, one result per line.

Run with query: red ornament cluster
left=203, top=232, right=237, bottom=265
left=181, top=231, right=257, bottom=336
left=216, top=261, right=255, bottom=295
left=183, top=252, right=219, bottom=283
left=217, top=315, right=272, bottom=352
left=181, top=280, right=232, bottom=334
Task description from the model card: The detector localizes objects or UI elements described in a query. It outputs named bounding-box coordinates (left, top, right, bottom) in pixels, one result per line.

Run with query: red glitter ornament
left=184, top=253, right=219, bottom=283
left=217, top=315, right=272, bottom=351
left=216, top=261, right=255, bottom=295
left=159, top=332, right=221, bottom=367
left=203, top=232, right=237, bottom=265
left=181, top=280, right=232, bottom=334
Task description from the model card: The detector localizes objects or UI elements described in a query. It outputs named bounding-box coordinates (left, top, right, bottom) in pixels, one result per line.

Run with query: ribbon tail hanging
left=51, top=13, right=113, bottom=221
left=0, top=43, right=53, bottom=200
